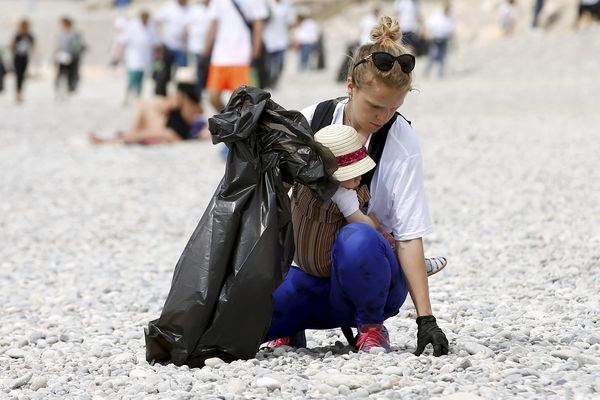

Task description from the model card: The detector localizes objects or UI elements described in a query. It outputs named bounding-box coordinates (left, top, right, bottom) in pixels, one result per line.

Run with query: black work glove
left=414, top=315, right=449, bottom=357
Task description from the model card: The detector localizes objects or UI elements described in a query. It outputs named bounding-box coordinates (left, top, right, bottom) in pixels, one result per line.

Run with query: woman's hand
left=414, top=315, right=449, bottom=357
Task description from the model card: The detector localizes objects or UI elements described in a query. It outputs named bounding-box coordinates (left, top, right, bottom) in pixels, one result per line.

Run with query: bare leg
left=90, top=98, right=173, bottom=144
left=208, top=90, right=224, bottom=113
left=120, top=127, right=181, bottom=144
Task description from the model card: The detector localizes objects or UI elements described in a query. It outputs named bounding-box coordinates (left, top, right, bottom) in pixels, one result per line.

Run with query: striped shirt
left=292, top=183, right=371, bottom=277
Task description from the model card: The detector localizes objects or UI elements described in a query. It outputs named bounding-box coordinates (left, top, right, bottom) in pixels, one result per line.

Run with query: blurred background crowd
left=0, top=0, right=598, bottom=112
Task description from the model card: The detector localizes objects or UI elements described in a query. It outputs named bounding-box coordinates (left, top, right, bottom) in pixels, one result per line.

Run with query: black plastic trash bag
left=145, top=86, right=338, bottom=368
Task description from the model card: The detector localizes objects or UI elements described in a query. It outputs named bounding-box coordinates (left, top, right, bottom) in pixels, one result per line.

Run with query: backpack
left=309, top=98, right=410, bottom=349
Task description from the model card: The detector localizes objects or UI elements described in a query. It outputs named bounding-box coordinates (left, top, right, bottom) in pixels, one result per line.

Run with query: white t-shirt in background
left=208, top=0, right=268, bottom=66
left=119, top=19, right=160, bottom=71
left=426, top=10, right=454, bottom=40
left=186, top=3, right=210, bottom=55
left=294, top=18, right=320, bottom=45
left=302, top=100, right=433, bottom=241
left=394, top=0, right=421, bottom=33
left=263, top=0, right=296, bottom=53
left=156, top=1, right=190, bottom=50
left=359, top=13, right=379, bottom=45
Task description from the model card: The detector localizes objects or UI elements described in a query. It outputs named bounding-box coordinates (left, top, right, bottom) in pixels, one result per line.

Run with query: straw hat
left=314, top=124, right=375, bottom=182
left=174, top=67, right=197, bottom=85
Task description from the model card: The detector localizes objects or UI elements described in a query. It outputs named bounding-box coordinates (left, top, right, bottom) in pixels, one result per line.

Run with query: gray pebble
left=30, top=377, right=48, bottom=391
left=10, top=372, right=33, bottom=389
left=255, top=377, right=281, bottom=390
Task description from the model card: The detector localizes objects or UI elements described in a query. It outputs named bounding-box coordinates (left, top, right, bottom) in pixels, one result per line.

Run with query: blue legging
left=264, top=223, right=408, bottom=341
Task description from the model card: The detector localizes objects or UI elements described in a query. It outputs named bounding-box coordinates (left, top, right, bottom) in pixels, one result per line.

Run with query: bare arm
left=396, top=237, right=432, bottom=317
left=345, top=210, right=378, bottom=229
left=251, top=19, right=265, bottom=59
left=203, top=19, right=218, bottom=58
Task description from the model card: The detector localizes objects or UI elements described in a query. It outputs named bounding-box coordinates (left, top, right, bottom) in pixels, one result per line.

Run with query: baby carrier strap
left=309, top=98, right=340, bottom=134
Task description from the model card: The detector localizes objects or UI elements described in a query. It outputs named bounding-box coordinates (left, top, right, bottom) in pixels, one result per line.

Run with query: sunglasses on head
left=353, top=52, right=416, bottom=74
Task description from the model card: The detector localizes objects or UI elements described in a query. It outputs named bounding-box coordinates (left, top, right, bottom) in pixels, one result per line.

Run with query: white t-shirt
left=302, top=100, right=433, bottom=241
left=426, top=10, right=454, bottom=40
left=156, top=1, right=191, bottom=50
left=294, top=18, right=320, bottom=45
left=208, top=0, right=268, bottom=66
left=263, top=0, right=296, bottom=52
left=119, top=19, right=160, bottom=71
left=499, top=2, right=516, bottom=29
left=359, top=13, right=379, bottom=45
left=394, top=0, right=421, bottom=33
left=186, top=3, right=210, bottom=54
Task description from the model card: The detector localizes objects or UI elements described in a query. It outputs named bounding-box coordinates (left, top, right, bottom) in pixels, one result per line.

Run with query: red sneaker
left=356, top=324, right=391, bottom=353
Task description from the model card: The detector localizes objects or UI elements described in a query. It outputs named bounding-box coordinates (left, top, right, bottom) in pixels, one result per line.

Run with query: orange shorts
left=206, top=65, right=250, bottom=92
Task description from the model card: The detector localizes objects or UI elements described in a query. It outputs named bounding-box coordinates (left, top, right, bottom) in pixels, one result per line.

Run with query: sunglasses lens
left=372, top=53, right=395, bottom=71
left=399, top=55, right=415, bottom=73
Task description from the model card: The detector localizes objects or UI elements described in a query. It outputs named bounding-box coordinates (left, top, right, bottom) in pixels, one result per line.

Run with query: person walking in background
left=532, top=0, right=544, bottom=28
left=203, top=0, right=267, bottom=112
left=54, top=16, right=86, bottom=98
left=186, top=0, right=210, bottom=92
left=359, top=6, right=381, bottom=45
left=0, top=48, right=6, bottom=94
left=499, top=0, right=517, bottom=35
left=424, top=3, right=454, bottom=79
left=262, top=0, right=296, bottom=88
left=155, top=0, right=191, bottom=95
left=109, top=15, right=128, bottom=67
left=10, top=19, right=35, bottom=103
left=393, top=0, right=422, bottom=54
left=119, top=10, right=160, bottom=104
left=293, top=14, right=320, bottom=72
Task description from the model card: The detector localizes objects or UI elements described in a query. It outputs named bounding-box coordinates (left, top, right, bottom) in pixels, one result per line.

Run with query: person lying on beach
left=90, top=67, right=210, bottom=145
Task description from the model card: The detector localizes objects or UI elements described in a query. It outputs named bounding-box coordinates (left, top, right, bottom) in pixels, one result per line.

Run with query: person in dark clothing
left=11, top=19, right=35, bottom=103
left=532, top=0, right=545, bottom=28
left=0, top=52, right=6, bottom=93
left=90, top=67, right=209, bottom=144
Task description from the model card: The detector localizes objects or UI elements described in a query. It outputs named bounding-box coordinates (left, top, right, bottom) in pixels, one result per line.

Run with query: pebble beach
left=1, top=1, right=599, bottom=399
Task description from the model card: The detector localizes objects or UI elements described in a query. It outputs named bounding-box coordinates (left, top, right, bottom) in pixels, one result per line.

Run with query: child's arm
left=331, top=187, right=379, bottom=229
left=345, top=209, right=378, bottom=229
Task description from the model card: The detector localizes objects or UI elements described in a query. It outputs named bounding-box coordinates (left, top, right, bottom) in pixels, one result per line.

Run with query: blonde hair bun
left=370, top=16, right=402, bottom=44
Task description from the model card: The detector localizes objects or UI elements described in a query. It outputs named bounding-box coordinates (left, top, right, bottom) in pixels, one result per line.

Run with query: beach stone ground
left=1, top=10, right=599, bottom=400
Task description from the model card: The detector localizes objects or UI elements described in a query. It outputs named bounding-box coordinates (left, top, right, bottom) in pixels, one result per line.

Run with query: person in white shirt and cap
left=262, top=0, right=296, bottom=87
left=424, top=3, right=454, bottom=78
